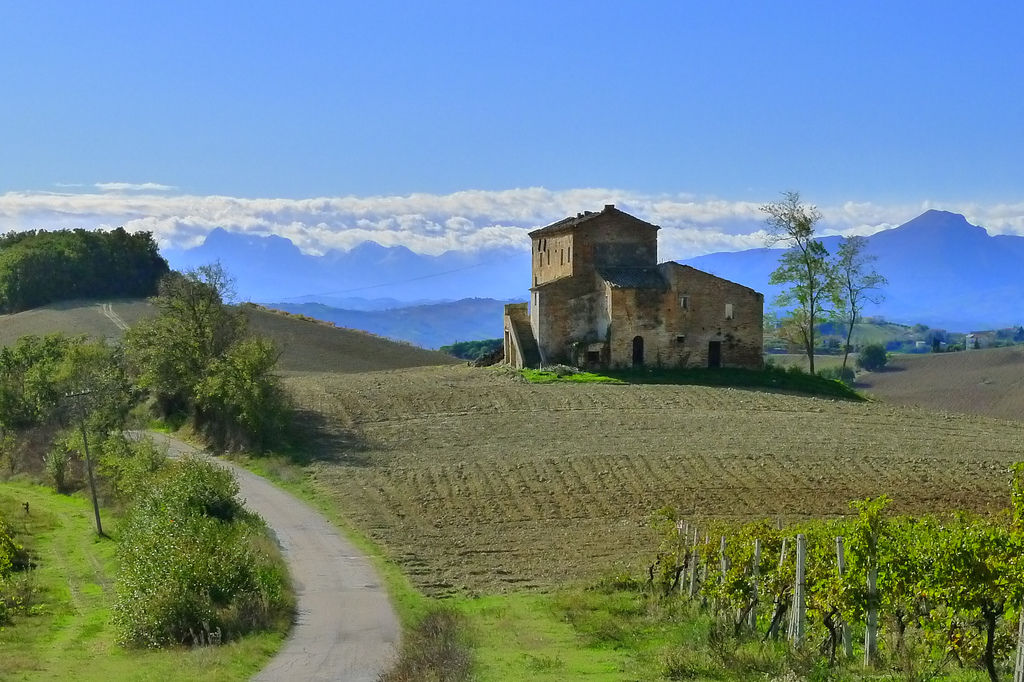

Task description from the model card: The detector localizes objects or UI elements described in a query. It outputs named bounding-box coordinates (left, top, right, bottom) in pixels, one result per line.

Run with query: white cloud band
left=1, top=187, right=1022, bottom=260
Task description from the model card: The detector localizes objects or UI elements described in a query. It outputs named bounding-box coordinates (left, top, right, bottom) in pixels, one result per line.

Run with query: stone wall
left=534, top=275, right=607, bottom=365
left=533, top=232, right=574, bottom=286
left=573, top=212, right=658, bottom=274
left=602, top=265, right=762, bottom=370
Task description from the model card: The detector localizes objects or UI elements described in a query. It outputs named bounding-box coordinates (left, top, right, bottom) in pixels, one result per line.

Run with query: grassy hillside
left=0, top=299, right=154, bottom=346
left=0, top=483, right=280, bottom=681
left=0, top=299, right=459, bottom=373
left=281, top=364, right=1024, bottom=596
left=859, top=345, right=1024, bottom=421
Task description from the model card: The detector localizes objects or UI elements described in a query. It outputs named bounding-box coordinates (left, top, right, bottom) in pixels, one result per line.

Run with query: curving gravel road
left=140, top=432, right=400, bottom=681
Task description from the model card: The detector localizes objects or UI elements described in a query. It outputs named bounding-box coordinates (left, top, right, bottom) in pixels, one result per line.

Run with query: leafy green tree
left=126, top=264, right=246, bottom=417
left=762, top=192, right=835, bottom=374
left=857, top=343, right=888, bottom=371
left=194, top=337, right=289, bottom=451
left=832, top=236, right=887, bottom=378
left=125, top=263, right=288, bottom=451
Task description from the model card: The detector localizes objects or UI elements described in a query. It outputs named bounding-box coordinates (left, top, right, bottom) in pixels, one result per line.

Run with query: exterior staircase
left=504, top=303, right=541, bottom=368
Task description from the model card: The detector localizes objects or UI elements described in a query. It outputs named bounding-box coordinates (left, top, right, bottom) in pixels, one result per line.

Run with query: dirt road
left=141, top=432, right=400, bottom=681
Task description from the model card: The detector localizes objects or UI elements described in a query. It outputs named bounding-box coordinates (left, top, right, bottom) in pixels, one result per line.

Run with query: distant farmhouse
left=503, top=205, right=764, bottom=370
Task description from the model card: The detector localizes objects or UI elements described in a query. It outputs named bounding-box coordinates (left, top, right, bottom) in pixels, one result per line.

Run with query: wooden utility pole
left=66, top=390, right=104, bottom=537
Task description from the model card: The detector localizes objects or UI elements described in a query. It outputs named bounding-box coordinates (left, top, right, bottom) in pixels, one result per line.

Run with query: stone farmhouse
left=503, top=205, right=764, bottom=370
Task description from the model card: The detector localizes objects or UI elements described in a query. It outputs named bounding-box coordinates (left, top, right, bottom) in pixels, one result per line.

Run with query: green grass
left=451, top=584, right=999, bottom=681
left=522, top=365, right=863, bottom=400
left=520, top=369, right=626, bottom=384
left=0, top=482, right=284, bottom=681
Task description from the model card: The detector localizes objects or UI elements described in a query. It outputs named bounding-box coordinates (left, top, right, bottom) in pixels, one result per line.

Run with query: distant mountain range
left=683, top=210, right=1024, bottom=331
left=162, top=210, right=1024, bottom=340
left=162, top=228, right=528, bottom=303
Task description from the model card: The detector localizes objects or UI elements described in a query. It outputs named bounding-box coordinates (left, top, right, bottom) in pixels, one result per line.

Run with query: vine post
left=688, top=527, right=699, bottom=598
left=749, top=538, right=761, bottom=630
left=1014, top=609, right=1024, bottom=682
left=865, top=565, right=879, bottom=667
left=787, top=533, right=806, bottom=645
left=768, top=536, right=789, bottom=639
left=676, top=521, right=688, bottom=594
left=719, top=536, right=729, bottom=579
left=835, top=536, right=853, bottom=658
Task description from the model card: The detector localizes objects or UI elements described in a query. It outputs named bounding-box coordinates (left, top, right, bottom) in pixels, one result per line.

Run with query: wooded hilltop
left=0, top=228, right=169, bottom=313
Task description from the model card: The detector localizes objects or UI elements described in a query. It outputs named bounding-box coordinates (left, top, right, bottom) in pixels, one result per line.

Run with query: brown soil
left=859, top=346, right=1024, bottom=422
left=288, top=365, right=1024, bottom=595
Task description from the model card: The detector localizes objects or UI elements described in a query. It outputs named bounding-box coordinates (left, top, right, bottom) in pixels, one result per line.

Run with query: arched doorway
left=632, top=335, right=644, bottom=367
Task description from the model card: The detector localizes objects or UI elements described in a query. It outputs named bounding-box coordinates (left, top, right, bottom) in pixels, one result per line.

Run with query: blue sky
left=2, top=1, right=1023, bottom=256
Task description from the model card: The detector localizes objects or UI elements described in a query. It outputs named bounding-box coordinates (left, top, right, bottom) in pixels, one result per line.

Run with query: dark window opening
left=586, top=350, right=600, bottom=366
left=676, top=335, right=686, bottom=344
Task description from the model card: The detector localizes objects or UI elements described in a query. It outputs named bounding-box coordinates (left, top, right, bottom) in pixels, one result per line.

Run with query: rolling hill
left=266, top=298, right=508, bottom=349
left=859, top=345, right=1024, bottom=421
left=0, top=299, right=459, bottom=374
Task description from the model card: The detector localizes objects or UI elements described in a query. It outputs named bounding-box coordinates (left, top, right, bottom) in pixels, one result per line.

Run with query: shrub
left=857, top=343, right=888, bottom=371
left=380, top=608, right=474, bottom=682
left=113, top=457, right=291, bottom=647
left=817, top=366, right=855, bottom=385
left=43, top=445, right=72, bottom=493
left=0, top=516, right=18, bottom=579
left=97, top=434, right=169, bottom=505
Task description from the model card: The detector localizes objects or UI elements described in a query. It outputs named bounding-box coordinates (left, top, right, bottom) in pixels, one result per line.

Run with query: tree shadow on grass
left=280, top=408, right=373, bottom=467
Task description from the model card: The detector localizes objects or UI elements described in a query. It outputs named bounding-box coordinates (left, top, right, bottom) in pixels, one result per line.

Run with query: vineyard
left=647, top=467, right=1024, bottom=681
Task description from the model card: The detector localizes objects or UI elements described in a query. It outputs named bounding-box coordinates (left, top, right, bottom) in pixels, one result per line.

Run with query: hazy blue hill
left=268, top=297, right=513, bottom=349
left=684, top=210, right=1024, bottom=330
left=163, top=229, right=528, bottom=303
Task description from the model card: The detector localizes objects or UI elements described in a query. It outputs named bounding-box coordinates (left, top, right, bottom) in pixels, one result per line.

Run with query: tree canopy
left=0, top=228, right=169, bottom=313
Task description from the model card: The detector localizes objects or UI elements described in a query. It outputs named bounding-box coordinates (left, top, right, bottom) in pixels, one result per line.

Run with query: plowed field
left=287, top=365, right=1024, bottom=595
left=860, top=345, right=1024, bottom=422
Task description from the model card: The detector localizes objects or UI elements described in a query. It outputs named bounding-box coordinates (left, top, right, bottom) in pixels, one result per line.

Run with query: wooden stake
left=719, top=536, right=729, bottom=579
left=788, top=534, right=806, bottom=645
left=768, top=537, right=788, bottom=639
left=835, top=536, right=853, bottom=658
left=865, top=565, right=879, bottom=667
left=1013, top=608, right=1024, bottom=682
left=687, top=527, right=699, bottom=598
left=749, top=538, right=761, bottom=630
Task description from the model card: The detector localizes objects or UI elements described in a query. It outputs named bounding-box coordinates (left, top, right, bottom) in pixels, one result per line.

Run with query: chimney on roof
left=604, top=204, right=615, bottom=211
